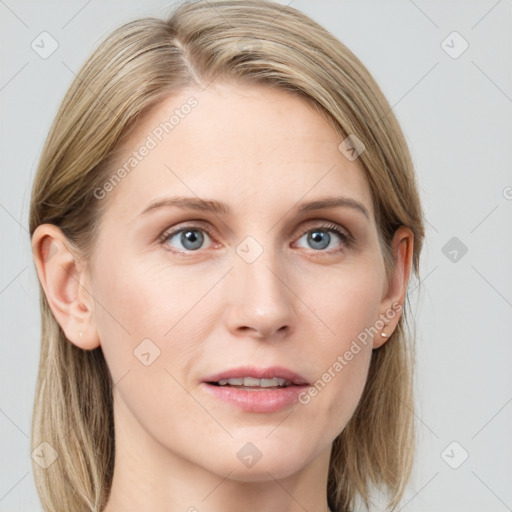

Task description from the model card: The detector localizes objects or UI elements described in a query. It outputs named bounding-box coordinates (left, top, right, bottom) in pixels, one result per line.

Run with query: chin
left=198, top=436, right=320, bottom=483
left=221, top=457, right=309, bottom=483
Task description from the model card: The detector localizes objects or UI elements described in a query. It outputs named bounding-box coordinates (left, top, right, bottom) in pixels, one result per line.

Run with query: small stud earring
left=381, top=332, right=389, bottom=338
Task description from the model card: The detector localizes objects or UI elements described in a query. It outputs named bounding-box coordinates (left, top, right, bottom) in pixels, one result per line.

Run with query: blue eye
left=301, top=230, right=334, bottom=250
left=159, top=221, right=352, bottom=256
left=295, top=224, right=351, bottom=252
left=162, top=227, right=211, bottom=252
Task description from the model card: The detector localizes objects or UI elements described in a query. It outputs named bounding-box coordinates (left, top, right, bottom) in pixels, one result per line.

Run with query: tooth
left=243, top=377, right=261, bottom=387
left=216, top=377, right=290, bottom=388
left=260, top=378, right=277, bottom=388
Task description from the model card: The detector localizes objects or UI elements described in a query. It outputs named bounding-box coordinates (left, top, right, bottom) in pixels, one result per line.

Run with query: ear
left=373, top=225, right=414, bottom=349
left=31, top=224, right=100, bottom=350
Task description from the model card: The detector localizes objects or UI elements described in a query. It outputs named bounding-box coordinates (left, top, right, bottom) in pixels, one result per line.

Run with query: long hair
left=29, top=1, right=425, bottom=510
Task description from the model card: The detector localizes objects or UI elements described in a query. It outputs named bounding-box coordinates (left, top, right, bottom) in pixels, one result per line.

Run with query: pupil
left=182, top=230, right=203, bottom=250
left=308, top=230, right=329, bottom=250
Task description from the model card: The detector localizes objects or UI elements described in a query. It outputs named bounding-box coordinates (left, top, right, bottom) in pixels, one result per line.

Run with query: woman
left=29, top=1, right=425, bottom=511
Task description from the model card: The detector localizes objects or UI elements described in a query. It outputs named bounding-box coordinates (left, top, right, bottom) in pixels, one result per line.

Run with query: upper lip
left=203, top=366, right=309, bottom=386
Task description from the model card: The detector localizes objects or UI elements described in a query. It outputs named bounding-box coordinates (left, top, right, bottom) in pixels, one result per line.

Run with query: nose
left=224, top=247, right=297, bottom=340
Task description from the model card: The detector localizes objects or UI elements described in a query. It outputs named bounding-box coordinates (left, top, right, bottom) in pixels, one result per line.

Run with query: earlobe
left=373, top=226, right=414, bottom=349
left=31, top=224, right=100, bottom=350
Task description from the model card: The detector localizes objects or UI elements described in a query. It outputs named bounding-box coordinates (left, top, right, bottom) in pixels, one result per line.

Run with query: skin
left=32, top=82, right=413, bottom=512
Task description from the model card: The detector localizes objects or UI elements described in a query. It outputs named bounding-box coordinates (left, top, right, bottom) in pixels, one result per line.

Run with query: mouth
left=208, top=376, right=294, bottom=390
left=202, top=366, right=309, bottom=413
left=203, top=365, right=309, bottom=388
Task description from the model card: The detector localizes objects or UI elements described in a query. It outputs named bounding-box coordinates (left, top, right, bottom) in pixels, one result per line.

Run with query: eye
left=158, top=220, right=353, bottom=256
left=159, top=225, right=214, bottom=253
left=294, top=222, right=353, bottom=253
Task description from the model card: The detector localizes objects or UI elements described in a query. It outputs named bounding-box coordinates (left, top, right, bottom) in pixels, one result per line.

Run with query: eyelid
left=297, top=219, right=353, bottom=240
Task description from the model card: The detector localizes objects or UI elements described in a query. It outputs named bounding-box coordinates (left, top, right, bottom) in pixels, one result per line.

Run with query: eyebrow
left=297, top=196, right=369, bottom=219
left=139, top=195, right=370, bottom=220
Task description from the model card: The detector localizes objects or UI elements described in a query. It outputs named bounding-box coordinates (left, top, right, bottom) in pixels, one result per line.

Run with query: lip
left=201, top=365, right=310, bottom=413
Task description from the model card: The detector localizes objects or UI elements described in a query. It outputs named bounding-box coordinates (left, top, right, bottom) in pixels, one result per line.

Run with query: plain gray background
left=1, top=0, right=511, bottom=510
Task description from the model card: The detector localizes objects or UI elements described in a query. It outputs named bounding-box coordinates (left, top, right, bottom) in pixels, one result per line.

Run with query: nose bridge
left=225, top=236, right=296, bottom=337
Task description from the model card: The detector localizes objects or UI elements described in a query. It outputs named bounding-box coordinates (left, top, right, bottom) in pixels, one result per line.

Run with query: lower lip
left=202, top=383, right=308, bottom=413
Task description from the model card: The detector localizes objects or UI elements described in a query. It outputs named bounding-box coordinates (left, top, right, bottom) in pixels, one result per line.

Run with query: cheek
left=89, top=252, right=226, bottom=404
left=306, top=257, right=383, bottom=352
left=92, top=252, right=213, bottom=342
left=301, top=319, right=374, bottom=445
left=89, top=256, right=220, bottom=439
left=298, top=260, right=383, bottom=435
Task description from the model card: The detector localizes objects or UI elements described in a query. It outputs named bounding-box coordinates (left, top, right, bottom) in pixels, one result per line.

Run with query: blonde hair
left=29, top=1, right=425, bottom=511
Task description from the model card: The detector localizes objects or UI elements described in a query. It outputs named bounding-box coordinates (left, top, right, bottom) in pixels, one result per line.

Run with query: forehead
left=100, top=82, right=374, bottom=224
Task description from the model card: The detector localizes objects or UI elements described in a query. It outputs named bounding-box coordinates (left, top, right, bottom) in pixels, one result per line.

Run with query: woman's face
left=82, top=82, right=401, bottom=481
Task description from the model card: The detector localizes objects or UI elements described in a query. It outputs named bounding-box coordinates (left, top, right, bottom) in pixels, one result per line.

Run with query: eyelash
left=157, top=221, right=354, bottom=257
